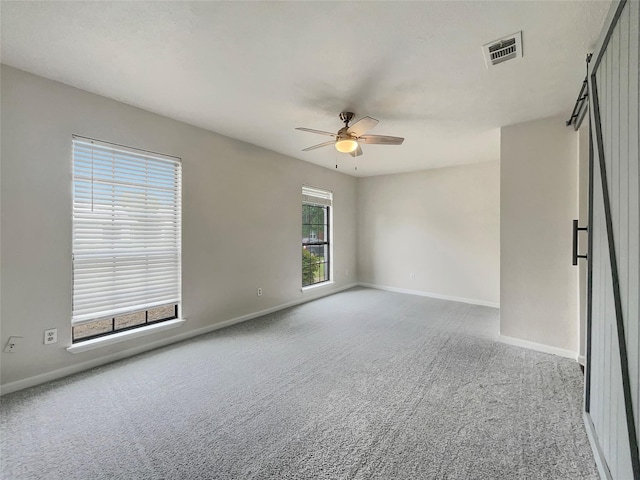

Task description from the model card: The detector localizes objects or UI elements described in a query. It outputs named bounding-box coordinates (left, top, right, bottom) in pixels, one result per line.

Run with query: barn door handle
left=572, top=219, right=588, bottom=265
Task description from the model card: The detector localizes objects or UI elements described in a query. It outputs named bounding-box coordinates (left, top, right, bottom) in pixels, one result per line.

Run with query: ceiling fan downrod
left=339, top=112, right=354, bottom=127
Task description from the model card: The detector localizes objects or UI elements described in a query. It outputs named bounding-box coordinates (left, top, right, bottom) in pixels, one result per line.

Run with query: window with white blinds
left=72, top=138, right=181, bottom=332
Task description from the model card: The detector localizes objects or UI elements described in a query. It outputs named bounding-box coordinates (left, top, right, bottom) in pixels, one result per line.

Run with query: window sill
left=66, top=318, right=186, bottom=354
left=301, top=281, right=334, bottom=293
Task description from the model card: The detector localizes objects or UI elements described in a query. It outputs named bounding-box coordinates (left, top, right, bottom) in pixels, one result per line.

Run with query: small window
left=302, top=186, right=332, bottom=287
left=71, top=137, right=182, bottom=342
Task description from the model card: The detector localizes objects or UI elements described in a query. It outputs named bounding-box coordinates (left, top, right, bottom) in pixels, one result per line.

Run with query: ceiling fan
left=296, top=112, right=404, bottom=157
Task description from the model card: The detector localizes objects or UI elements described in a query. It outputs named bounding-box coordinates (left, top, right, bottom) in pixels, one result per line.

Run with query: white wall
left=500, top=115, right=579, bottom=353
left=356, top=162, right=500, bottom=306
left=0, top=66, right=357, bottom=389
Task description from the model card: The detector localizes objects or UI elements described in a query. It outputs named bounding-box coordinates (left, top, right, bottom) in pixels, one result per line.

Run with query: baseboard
left=0, top=282, right=358, bottom=395
left=358, top=282, right=500, bottom=309
left=497, top=334, right=577, bottom=360
left=583, top=411, right=613, bottom=480
left=578, top=355, right=586, bottom=366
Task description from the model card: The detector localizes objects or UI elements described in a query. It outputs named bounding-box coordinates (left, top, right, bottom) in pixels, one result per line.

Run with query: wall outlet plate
left=4, top=336, right=24, bottom=353
left=257, top=288, right=263, bottom=296
left=44, top=328, right=57, bottom=344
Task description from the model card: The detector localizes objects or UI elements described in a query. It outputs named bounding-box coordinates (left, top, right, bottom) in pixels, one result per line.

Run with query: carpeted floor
left=1, top=287, right=597, bottom=479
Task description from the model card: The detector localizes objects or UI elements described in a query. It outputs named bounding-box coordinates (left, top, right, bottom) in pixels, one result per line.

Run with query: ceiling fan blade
left=349, top=145, right=363, bottom=157
left=347, top=116, right=379, bottom=137
left=295, top=127, right=337, bottom=137
left=358, top=134, right=404, bottom=145
left=302, top=140, right=335, bottom=152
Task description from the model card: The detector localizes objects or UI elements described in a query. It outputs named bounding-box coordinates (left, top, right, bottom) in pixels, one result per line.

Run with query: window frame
left=71, top=136, right=182, bottom=344
left=71, top=305, right=180, bottom=343
left=302, top=186, right=333, bottom=288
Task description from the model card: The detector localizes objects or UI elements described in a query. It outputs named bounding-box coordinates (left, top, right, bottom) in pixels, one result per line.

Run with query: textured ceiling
left=0, top=1, right=610, bottom=176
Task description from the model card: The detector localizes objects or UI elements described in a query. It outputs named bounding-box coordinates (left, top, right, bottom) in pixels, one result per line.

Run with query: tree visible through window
left=302, top=186, right=332, bottom=287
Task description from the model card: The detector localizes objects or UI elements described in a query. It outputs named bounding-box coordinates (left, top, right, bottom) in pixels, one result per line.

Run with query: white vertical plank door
left=585, top=1, right=640, bottom=479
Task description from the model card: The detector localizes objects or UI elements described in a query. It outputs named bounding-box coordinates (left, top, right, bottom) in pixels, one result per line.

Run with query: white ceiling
left=1, top=1, right=610, bottom=177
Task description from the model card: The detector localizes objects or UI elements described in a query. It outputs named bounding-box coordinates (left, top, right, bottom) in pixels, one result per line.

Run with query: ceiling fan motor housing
left=336, top=126, right=354, bottom=139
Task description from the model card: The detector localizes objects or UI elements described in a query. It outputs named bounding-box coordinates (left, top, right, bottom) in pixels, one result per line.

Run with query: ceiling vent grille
left=482, top=32, right=523, bottom=68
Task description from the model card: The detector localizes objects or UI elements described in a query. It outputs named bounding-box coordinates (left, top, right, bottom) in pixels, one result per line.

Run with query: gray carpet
left=1, top=287, right=597, bottom=479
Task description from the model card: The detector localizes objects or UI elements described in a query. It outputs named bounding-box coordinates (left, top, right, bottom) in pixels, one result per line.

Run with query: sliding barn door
left=586, top=1, right=640, bottom=478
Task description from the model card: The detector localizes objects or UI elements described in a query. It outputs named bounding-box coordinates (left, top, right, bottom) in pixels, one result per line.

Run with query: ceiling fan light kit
left=335, top=138, right=358, bottom=153
left=296, top=112, right=404, bottom=158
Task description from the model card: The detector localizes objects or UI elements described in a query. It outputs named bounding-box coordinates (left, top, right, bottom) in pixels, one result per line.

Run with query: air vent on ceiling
left=482, top=31, right=522, bottom=68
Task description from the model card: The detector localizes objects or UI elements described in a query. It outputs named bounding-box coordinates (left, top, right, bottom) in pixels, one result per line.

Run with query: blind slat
left=302, top=186, right=332, bottom=206
left=73, top=285, right=180, bottom=304
left=73, top=274, right=180, bottom=291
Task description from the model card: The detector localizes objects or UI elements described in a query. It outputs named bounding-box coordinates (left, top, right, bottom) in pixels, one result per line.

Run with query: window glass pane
left=114, top=311, right=146, bottom=330
left=302, top=250, right=313, bottom=287
left=73, top=319, right=113, bottom=340
left=148, top=304, right=176, bottom=322
left=315, top=262, right=327, bottom=283
left=312, top=224, right=326, bottom=242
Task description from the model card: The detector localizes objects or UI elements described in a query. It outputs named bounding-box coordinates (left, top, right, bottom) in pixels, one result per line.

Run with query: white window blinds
left=302, top=185, right=333, bottom=206
left=72, top=138, right=182, bottom=326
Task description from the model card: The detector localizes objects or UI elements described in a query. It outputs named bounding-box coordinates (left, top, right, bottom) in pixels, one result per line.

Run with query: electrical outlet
left=4, top=336, right=23, bottom=353
left=409, top=273, right=416, bottom=280
left=257, top=288, right=263, bottom=296
left=44, top=328, right=57, bottom=345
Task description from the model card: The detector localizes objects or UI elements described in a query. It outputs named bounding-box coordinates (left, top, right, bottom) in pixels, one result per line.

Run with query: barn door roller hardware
left=572, top=219, right=588, bottom=265
left=566, top=53, right=593, bottom=130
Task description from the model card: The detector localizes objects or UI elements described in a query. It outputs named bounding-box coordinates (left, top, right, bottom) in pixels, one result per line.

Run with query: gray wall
left=2, top=63, right=595, bottom=392
left=0, top=66, right=357, bottom=388
left=500, top=115, right=579, bottom=353
left=356, top=162, right=500, bottom=306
